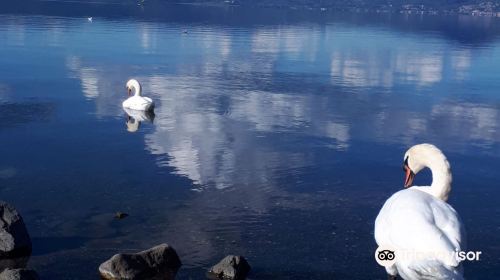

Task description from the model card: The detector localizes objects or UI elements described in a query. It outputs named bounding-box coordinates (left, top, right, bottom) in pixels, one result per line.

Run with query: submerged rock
left=0, top=268, right=39, bottom=280
left=99, top=243, right=181, bottom=280
left=114, top=212, right=129, bottom=220
left=0, top=202, right=32, bottom=258
left=207, top=255, right=251, bottom=280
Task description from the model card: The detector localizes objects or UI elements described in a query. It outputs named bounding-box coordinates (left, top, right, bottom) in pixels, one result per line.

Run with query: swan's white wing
left=430, top=197, right=466, bottom=252
left=122, top=96, right=154, bottom=111
left=375, top=189, right=465, bottom=279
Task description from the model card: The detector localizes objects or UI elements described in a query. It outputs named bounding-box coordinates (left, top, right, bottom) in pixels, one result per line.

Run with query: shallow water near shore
left=1, top=2, right=500, bottom=279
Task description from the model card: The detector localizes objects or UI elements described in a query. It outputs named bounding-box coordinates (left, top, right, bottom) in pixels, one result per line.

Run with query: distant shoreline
left=177, top=1, right=500, bottom=17
left=15, top=0, right=500, bottom=18
left=162, top=1, right=500, bottom=18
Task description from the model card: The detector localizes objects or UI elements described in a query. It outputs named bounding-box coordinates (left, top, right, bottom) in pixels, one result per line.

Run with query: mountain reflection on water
left=0, top=3, right=499, bottom=279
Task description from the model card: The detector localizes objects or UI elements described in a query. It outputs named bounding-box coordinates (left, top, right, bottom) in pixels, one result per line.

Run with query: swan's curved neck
left=426, top=155, right=452, bottom=201
left=131, top=81, right=141, bottom=96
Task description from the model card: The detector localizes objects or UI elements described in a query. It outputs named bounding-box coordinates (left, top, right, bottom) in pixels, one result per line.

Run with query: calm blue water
left=1, top=2, right=499, bottom=279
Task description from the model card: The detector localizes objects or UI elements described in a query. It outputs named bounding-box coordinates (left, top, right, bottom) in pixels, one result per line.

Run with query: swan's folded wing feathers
left=376, top=190, right=463, bottom=267
left=430, top=199, right=465, bottom=252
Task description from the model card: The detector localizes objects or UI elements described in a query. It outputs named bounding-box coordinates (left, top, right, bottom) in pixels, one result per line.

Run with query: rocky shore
left=0, top=201, right=251, bottom=279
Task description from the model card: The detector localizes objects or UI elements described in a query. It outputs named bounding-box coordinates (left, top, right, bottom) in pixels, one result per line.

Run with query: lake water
left=1, top=2, right=499, bottom=279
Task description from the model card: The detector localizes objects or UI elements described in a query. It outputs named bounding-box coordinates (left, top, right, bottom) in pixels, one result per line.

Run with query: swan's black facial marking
left=403, top=156, right=409, bottom=171
left=403, top=156, right=415, bottom=188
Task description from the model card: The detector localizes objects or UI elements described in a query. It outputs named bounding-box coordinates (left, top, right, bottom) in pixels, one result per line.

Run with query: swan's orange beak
left=404, top=165, right=415, bottom=188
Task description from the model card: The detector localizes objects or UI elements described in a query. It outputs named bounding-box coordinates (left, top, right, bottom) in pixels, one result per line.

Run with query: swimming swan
left=122, top=79, right=154, bottom=111
left=375, top=144, right=465, bottom=280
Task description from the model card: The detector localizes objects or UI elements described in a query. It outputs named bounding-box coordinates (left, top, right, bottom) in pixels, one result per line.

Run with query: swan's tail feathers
left=407, top=260, right=464, bottom=280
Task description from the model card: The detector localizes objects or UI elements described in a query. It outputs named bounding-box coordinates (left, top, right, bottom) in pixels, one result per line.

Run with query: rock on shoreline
left=99, top=243, right=182, bottom=280
left=0, top=202, right=32, bottom=258
left=0, top=268, right=39, bottom=280
left=207, top=255, right=251, bottom=280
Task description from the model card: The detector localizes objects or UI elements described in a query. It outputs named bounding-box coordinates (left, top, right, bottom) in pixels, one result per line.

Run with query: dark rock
left=0, top=202, right=32, bottom=258
left=207, top=255, right=251, bottom=280
left=99, top=243, right=181, bottom=280
left=0, top=256, right=29, bottom=272
left=114, top=212, right=129, bottom=220
left=0, top=268, right=39, bottom=280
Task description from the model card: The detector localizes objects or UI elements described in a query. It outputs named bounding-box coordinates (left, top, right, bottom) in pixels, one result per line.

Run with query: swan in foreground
left=375, top=144, right=465, bottom=280
left=122, top=79, right=154, bottom=111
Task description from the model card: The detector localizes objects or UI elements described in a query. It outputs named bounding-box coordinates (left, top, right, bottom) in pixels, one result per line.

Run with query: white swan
left=375, top=144, right=465, bottom=280
left=122, top=79, right=154, bottom=111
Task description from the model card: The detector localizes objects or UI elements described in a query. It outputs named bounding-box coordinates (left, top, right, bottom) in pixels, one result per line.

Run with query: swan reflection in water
left=124, top=107, right=155, bottom=133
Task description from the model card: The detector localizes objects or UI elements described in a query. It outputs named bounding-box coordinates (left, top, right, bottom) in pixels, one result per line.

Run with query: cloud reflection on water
left=432, top=102, right=500, bottom=145
left=62, top=21, right=500, bottom=191
left=330, top=49, right=444, bottom=88
left=144, top=74, right=319, bottom=190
